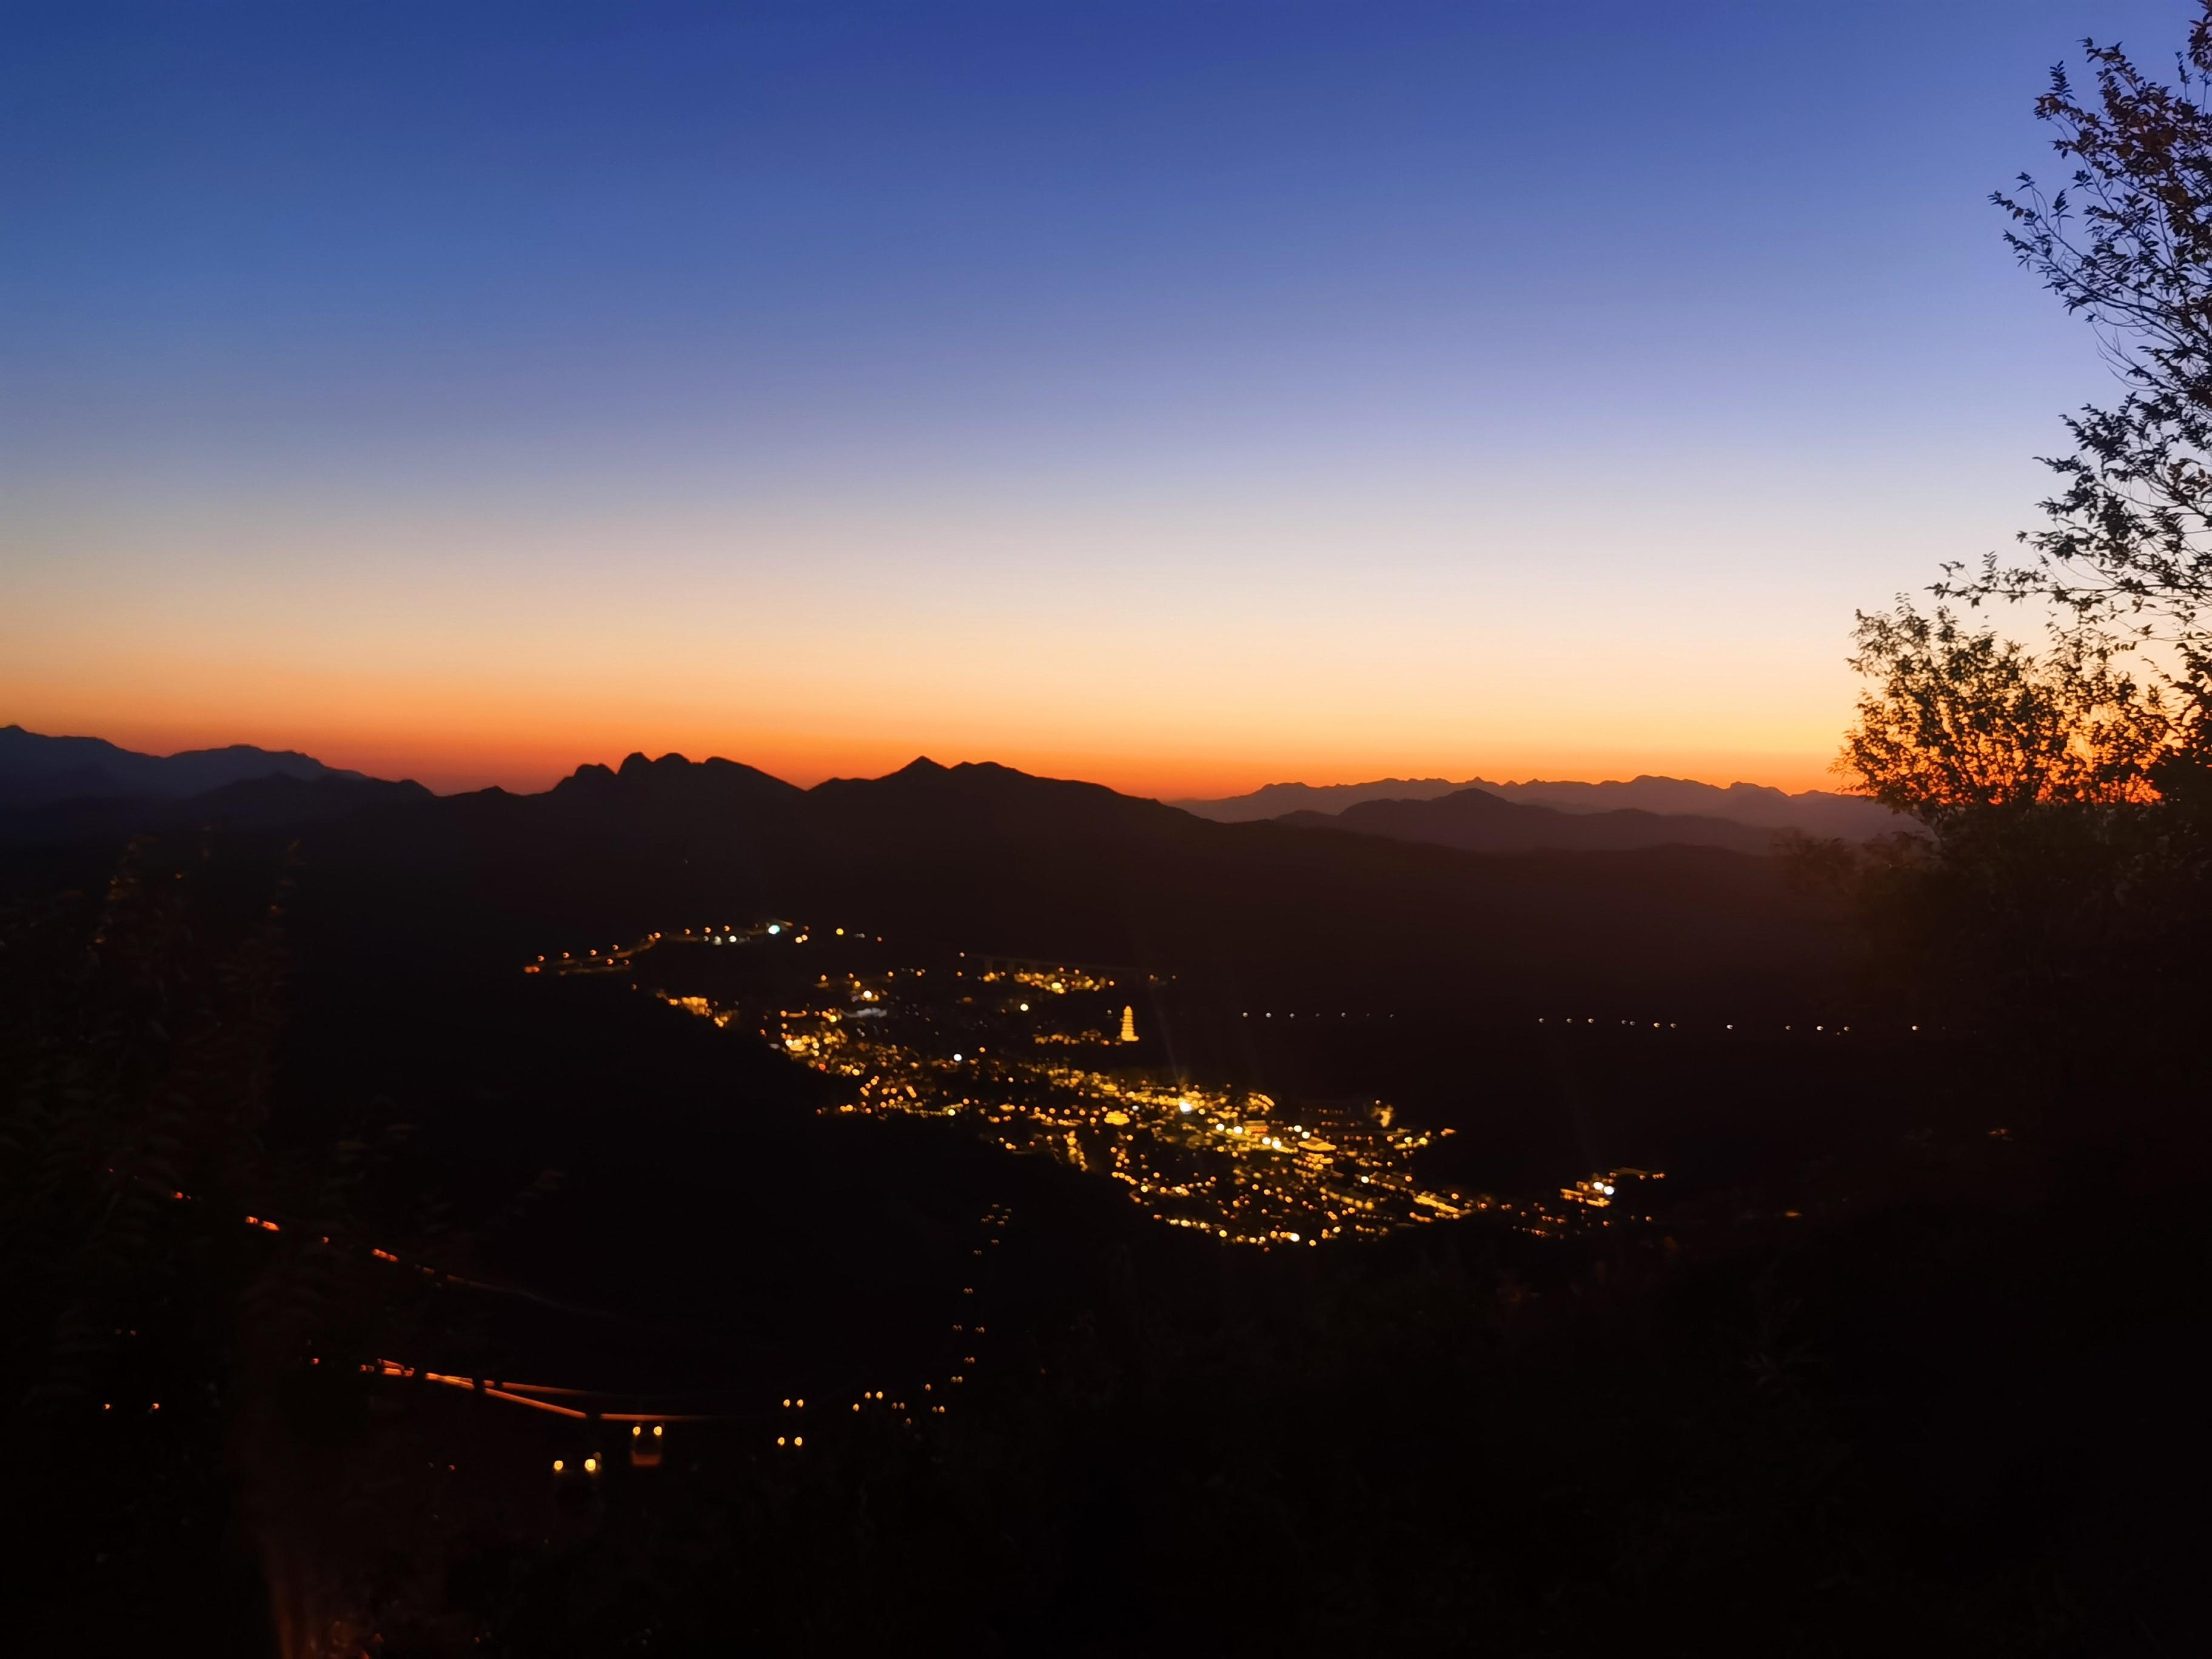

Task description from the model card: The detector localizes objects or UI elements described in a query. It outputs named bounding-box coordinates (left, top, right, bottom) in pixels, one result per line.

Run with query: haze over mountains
left=0, top=723, right=366, bottom=807
left=0, top=726, right=1882, bottom=985
left=318, top=752, right=1844, bottom=1016
left=0, top=728, right=1854, bottom=1023
left=1176, top=774, right=1902, bottom=839
left=1277, top=786, right=1778, bottom=856
left=3, top=728, right=1900, bottom=840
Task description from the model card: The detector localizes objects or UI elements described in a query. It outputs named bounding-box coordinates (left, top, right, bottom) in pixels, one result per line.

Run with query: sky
left=2, top=0, right=2193, bottom=797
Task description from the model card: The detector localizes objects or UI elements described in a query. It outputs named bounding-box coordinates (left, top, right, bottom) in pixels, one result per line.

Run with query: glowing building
left=1119, top=1004, right=1138, bottom=1044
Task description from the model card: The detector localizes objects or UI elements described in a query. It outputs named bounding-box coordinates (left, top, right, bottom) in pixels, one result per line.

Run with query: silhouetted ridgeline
left=2, top=737, right=2192, bottom=1655
left=276, top=751, right=1848, bottom=1022
left=1178, top=772, right=1904, bottom=837
left=0, top=740, right=1855, bottom=1017
left=1275, top=784, right=1777, bottom=854
left=0, top=723, right=369, bottom=806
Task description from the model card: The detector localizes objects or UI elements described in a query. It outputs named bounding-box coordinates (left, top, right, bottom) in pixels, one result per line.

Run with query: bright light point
left=767, top=924, right=780, bottom=934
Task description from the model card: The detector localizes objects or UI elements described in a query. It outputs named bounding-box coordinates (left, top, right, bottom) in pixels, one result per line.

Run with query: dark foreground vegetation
left=13, top=10, right=2212, bottom=1654
left=1, top=783, right=2199, bottom=1656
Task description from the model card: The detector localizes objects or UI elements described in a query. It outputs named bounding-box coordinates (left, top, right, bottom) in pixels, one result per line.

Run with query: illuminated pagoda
left=1119, top=1004, right=1138, bottom=1043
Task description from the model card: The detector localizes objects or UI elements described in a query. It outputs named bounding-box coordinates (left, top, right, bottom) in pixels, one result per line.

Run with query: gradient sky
left=2, top=1, right=2190, bottom=797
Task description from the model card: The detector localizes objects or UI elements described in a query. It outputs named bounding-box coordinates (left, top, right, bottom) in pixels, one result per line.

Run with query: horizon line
left=7, top=722, right=1865, bottom=805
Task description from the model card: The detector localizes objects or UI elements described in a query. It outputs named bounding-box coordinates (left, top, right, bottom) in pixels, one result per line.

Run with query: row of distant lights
left=548, top=1411, right=821, bottom=1471
left=534, top=1264, right=975, bottom=1466
left=1230, top=1010, right=1917, bottom=1033
left=1537, top=1018, right=1919, bottom=1033
left=552, top=1422, right=665, bottom=1476
left=537, top=923, right=885, bottom=964
left=557, top=940, right=1912, bottom=1038
left=783, top=1212, right=1000, bottom=1446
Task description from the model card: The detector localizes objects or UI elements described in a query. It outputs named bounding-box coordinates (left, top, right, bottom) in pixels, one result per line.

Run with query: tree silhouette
left=1849, top=8, right=2212, bottom=809
left=1965, top=10, right=2212, bottom=660
left=1837, top=12, right=2212, bottom=1158
left=1845, top=604, right=2173, bottom=816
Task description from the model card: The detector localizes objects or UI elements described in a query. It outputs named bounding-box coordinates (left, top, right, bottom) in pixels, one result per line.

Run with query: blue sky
left=3, top=1, right=2190, bottom=793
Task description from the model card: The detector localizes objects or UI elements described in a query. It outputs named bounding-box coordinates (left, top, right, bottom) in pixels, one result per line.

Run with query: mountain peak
left=555, top=751, right=803, bottom=803
left=1179, top=771, right=1901, bottom=838
left=617, top=750, right=695, bottom=776
left=0, top=724, right=379, bottom=808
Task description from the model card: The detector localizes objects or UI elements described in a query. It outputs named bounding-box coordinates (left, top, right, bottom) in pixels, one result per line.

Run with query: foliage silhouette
left=1833, top=10, right=2212, bottom=1163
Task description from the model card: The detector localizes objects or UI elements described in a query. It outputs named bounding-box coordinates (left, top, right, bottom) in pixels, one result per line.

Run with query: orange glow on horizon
left=3, top=567, right=1858, bottom=800
left=6, top=468, right=1882, bottom=805
left=2, top=698, right=1847, bottom=801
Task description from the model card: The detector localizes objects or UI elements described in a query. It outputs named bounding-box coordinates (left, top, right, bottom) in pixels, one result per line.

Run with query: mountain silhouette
left=1170, top=777, right=1475, bottom=820
left=275, top=750, right=1848, bottom=1026
left=1176, top=772, right=1901, bottom=839
left=1276, top=785, right=1775, bottom=854
left=0, top=734, right=1855, bottom=1021
left=1476, top=775, right=1901, bottom=838
left=0, top=723, right=374, bottom=807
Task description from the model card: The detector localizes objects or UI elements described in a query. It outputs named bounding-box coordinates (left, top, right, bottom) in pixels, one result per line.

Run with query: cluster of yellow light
left=541, top=922, right=1669, bottom=1250
left=980, top=967, right=1116, bottom=993
left=533, top=920, right=831, bottom=980
left=1558, top=1167, right=1664, bottom=1212
left=652, top=971, right=1501, bottom=1248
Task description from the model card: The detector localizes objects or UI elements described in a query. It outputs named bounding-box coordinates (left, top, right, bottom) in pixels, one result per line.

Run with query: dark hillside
left=293, top=753, right=1848, bottom=1023
left=0, top=723, right=371, bottom=806
left=1279, top=784, right=1775, bottom=854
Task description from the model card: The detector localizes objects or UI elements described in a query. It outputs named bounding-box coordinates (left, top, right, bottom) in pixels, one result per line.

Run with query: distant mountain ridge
left=0, top=723, right=374, bottom=807
left=1171, top=779, right=1473, bottom=820
left=1175, top=773, right=1903, bottom=839
left=0, top=734, right=1853, bottom=1025
left=1278, top=786, right=1775, bottom=856
left=286, top=749, right=1845, bottom=1024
